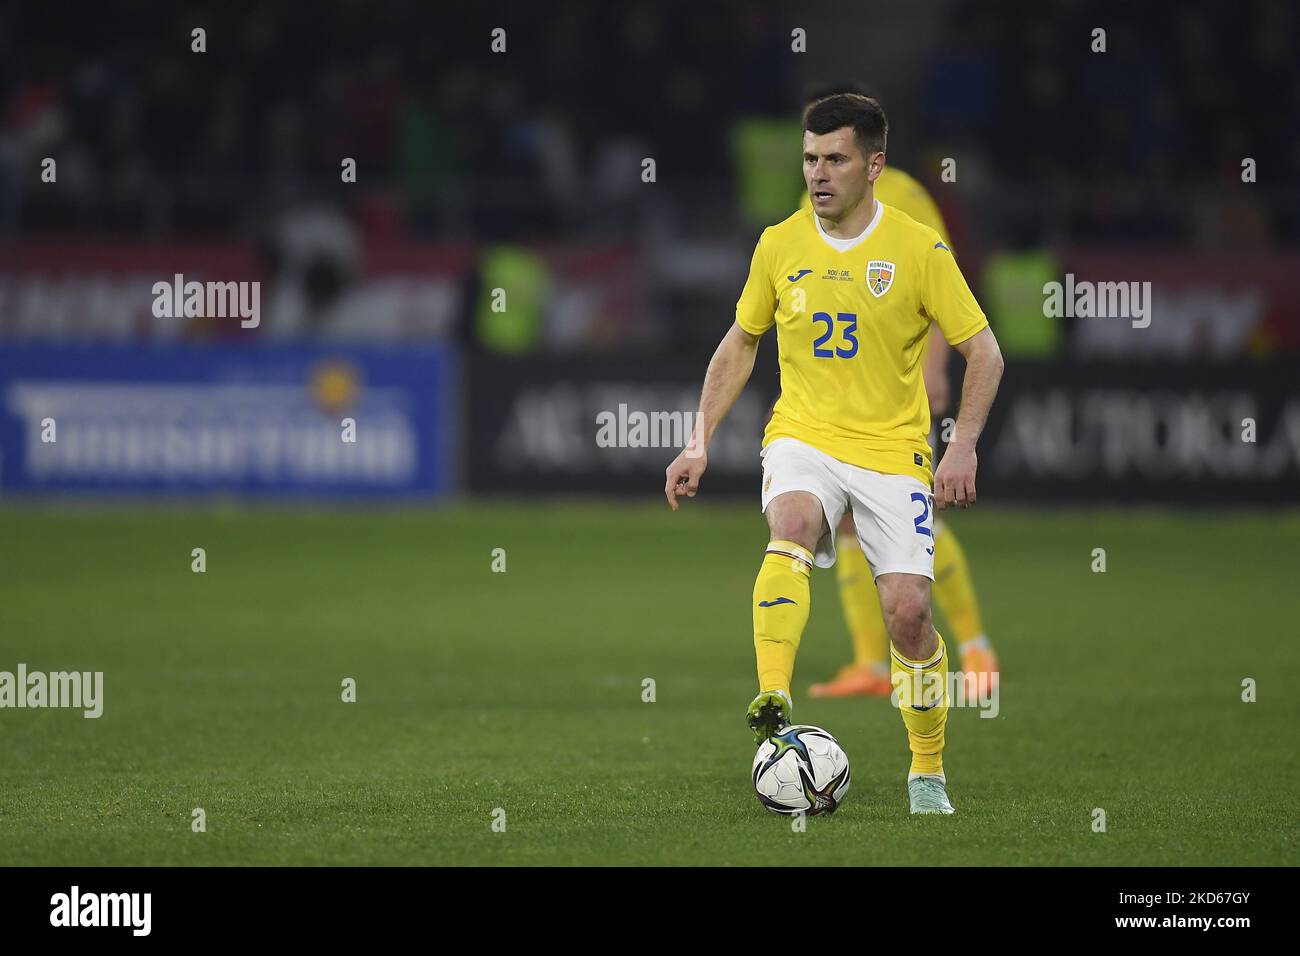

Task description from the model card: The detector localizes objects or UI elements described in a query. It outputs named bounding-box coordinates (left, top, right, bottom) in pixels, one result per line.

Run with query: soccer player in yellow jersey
left=664, top=94, right=1004, bottom=814
left=801, top=166, right=1003, bottom=699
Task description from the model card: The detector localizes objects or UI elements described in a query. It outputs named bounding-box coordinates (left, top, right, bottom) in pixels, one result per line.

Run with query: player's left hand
left=934, top=441, right=977, bottom=510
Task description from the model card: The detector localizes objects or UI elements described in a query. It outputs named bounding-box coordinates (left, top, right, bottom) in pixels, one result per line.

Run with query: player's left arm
left=934, top=326, right=1004, bottom=509
left=921, top=231, right=1005, bottom=510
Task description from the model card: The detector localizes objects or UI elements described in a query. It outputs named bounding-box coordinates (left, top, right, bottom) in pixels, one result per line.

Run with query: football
left=751, top=724, right=851, bottom=816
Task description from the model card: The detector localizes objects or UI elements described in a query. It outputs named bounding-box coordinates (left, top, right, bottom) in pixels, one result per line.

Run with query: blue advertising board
left=0, top=344, right=457, bottom=497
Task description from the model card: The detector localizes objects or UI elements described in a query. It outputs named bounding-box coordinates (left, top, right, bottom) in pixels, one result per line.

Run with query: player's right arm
left=665, top=233, right=775, bottom=510
left=664, top=321, right=761, bottom=510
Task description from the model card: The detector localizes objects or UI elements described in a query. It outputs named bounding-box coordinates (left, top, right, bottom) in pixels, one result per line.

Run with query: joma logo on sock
left=50, top=886, right=151, bottom=936
left=0, top=664, right=103, bottom=718
left=151, top=273, right=260, bottom=328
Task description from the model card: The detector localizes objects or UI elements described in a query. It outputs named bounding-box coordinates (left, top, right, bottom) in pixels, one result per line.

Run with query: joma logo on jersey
left=866, top=260, right=895, bottom=297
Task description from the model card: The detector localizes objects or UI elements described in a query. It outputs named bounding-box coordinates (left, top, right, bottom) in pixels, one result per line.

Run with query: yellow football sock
left=835, top=538, right=887, bottom=670
left=932, top=521, right=986, bottom=649
left=753, top=540, right=813, bottom=698
left=890, top=633, right=949, bottom=777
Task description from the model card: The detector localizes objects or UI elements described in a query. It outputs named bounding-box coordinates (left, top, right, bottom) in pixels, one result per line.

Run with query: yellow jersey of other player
left=735, top=197, right=986, bottom=484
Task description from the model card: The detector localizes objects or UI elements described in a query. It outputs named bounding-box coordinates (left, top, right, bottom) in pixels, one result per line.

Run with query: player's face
left=803, top=127, right=881, bottom=221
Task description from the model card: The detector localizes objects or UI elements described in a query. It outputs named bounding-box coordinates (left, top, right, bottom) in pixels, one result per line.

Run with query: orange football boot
left=959, top=644, right=1000, bottom=694
left=809, top=664, right=894, bottom=698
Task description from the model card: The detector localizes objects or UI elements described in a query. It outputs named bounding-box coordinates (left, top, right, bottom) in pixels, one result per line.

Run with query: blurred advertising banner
left=0, top=242, right=267, bottom=340
left=977, top=360, right=1300, bottom=504
left=0, top=239, right=645, bottom=349
left=0, top=345, right=457, bottom=497
left=468, top=355, right=1298, bottom=504
left=467, top=354, right=780, bottom=495
left=1060, top=252, right=1300, bottom=358
left=0, top=239, right=466, bottom=342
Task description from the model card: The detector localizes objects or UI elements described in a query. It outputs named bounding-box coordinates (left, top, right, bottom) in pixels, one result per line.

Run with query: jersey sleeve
left=920, top=235, right=988, bottom=346
left=734, top=233, right=777, bottom=335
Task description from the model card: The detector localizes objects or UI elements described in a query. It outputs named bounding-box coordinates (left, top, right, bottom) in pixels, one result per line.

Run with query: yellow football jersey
left=735, top=201, right=987, bottom=483
left=800, top=166, right=950, bottom=244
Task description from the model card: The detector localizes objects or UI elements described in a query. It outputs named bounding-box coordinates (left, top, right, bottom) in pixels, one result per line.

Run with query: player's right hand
left=664, top=444, right=708, bottom=511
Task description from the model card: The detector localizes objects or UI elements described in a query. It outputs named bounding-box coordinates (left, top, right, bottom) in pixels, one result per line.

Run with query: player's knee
left=880, top=588, right=931, bottom=645
left=767, top=509, right=823, bottom=553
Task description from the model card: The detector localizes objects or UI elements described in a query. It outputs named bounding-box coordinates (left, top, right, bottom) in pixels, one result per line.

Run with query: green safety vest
left=732, top=118, right=804, bottom=226
left=981, top=250, right=1062, bottom=357
left=475, top=246, right=550, bottom=354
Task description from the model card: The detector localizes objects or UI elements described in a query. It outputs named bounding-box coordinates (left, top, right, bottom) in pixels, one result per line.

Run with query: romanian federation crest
left=866, top=260, right=895, bottom=297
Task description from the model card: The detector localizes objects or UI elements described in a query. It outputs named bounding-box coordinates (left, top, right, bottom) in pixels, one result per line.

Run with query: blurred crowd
left=926, top=0, right=1300, bottom=248
left=2, top=0, right=1296, bottom=246
left=0, top=1, right=795, bottom=241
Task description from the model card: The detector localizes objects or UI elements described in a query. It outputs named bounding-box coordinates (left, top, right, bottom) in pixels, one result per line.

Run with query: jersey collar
left=813, top=199, right=884, bottom=253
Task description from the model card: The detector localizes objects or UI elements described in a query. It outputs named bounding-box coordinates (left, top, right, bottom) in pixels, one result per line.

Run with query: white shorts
left=760, top=437, right=936, bottom=579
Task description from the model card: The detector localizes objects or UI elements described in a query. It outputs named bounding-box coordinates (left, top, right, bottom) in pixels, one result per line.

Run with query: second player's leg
left=809, top=513, right=893, bottom=698
left=931, top=519, right=1001, bottom=686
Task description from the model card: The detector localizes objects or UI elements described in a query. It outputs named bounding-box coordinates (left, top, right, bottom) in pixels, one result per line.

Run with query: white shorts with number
left=759, top=437, right=936, bottom=579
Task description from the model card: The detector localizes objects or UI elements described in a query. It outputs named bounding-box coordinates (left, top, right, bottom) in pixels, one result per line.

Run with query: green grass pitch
left=1, top=502, right=1296, bottom=866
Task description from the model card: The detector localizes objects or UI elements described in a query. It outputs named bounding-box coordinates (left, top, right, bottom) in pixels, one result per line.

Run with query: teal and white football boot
left=908, top=774, right=956, bottom=814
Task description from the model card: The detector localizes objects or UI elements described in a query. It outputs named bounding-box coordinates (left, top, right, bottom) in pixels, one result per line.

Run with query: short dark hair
left=802, top=79, right=880, bottom=105
left=802, top=93, right=888, bottom=159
